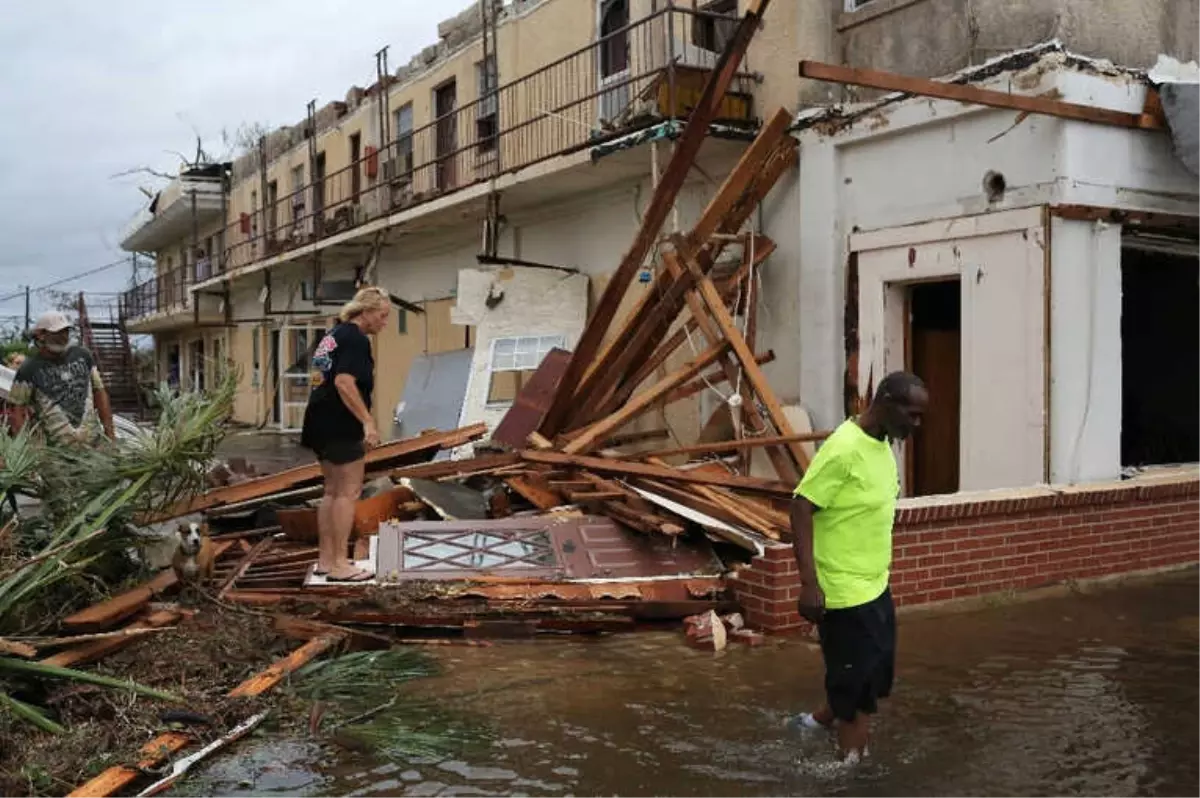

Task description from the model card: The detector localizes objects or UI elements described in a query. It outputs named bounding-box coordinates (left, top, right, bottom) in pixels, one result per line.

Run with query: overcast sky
left=0, top=0, right=448, bottom=326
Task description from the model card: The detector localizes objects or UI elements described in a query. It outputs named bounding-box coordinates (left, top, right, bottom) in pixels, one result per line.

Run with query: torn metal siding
left=1156, top=83, right=1200, bottom=176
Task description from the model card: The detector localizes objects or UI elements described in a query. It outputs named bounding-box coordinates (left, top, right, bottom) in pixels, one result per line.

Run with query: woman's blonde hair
left=338, top=286, right=390, bottom=323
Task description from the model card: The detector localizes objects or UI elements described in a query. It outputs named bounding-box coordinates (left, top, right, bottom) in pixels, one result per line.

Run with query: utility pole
left=23, top=285, right=30, bottom=335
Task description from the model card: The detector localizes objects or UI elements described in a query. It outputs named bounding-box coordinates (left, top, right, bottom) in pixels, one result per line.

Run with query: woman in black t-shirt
left=301, top=286, right=391, bottom=582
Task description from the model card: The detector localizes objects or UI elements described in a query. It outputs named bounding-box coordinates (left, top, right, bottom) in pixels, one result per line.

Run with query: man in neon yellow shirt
left=790, top=371, right=928, bottom=761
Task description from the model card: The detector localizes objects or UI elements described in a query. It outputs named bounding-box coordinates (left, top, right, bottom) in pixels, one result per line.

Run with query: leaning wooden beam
left=797, top=60, right=1162, bottom=130
left=521, top=451, right=794, bottom=498
left=682, top=250, right=811, bottom=472
left=662, top=350, right=776, bottom=405
left=569, top=111, right=791, bottom=424
left=563, top=342, right=730, bottom=455
left=627, top=431, right=830, bottom=462
left=593, top=235, right=778, bottom=420
left=539, top=0, right=775, bottom=437
left=575, top=144, right=796, bottom=426
left=661, top=248, right=796, bottom=482
left=159, top=424, right=488, bottom=520
left=682, top=107, right=796, bottom=253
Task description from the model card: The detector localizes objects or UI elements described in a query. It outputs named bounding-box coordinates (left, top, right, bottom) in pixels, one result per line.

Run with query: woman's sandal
left=324, top=568, right=374, bottom=583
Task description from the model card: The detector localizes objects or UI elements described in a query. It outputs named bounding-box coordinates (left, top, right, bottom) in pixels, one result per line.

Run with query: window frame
left=484, top=334, right=565, bottom=408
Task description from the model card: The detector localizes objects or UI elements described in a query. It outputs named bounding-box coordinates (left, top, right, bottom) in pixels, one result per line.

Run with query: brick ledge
left=895, top=473, right=1199, bottom=525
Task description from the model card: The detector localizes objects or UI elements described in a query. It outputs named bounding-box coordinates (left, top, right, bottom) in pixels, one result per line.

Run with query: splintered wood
left=485, top=94, right=815, bottom=544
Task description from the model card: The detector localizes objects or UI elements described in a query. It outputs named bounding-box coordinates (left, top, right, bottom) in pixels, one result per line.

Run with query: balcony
left=209, top=4, right=757, bottom=275
left=119, top=263, right=223, bottom=332
left=120, top=166, right=226, bottom=253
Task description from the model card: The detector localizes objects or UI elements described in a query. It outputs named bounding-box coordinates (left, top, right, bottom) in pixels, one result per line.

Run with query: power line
left=0, top=258, right=131, bottom=305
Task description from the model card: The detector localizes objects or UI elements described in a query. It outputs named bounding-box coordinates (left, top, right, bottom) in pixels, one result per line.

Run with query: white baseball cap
left=32, top=310, right=71, bottom=334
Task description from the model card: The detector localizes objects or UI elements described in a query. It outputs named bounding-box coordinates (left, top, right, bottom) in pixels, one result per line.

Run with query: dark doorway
left=349, top=133, right=362, bottom=203
left=1121, top=243, right=1199, bottom=467
left=313, top=151, right=326, bottom=235
left=269, top=329, right=281, bottom=425
left=435, top=80, right=458, bottom=191
left=907, top=279, right=961, bottom=496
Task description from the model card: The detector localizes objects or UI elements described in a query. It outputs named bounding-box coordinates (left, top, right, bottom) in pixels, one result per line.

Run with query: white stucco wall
left=1049, top=217, right=1124, bottom=484
left=795, top=60, right=1198, bottom=489
left=453, top=265, right=590, bottom=434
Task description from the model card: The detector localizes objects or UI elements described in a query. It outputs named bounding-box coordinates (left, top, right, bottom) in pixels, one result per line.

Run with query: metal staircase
left=76, top=294, right=143, bottom=418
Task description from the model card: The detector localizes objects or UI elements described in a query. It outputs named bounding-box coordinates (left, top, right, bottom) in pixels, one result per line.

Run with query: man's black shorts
left=817, top=587, right=896, bottom=722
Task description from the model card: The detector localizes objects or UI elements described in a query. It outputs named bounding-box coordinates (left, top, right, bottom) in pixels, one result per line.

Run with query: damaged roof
left=791, top=39, right=1155, bottom=134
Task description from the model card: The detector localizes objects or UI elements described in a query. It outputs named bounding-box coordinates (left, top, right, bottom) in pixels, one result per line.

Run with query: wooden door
left=908, top=280, right=961, bottom=496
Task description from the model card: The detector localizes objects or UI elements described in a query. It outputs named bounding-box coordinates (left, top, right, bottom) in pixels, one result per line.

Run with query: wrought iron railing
left=122, top=4, right=755, bottom=323
left=119, top=265, right=192, bottom=322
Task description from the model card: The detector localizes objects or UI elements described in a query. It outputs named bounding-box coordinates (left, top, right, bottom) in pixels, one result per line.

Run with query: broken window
left=475, top=56, right=499, bottom=155
left=486, top=334, right=565, bottom=405
left=393, top=104, right=414, bottom=180
left=692, top=0, right=737, bottom=53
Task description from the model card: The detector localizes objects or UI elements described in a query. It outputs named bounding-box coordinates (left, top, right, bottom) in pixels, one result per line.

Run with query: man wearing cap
left=8, top=311, right=115, bottom=445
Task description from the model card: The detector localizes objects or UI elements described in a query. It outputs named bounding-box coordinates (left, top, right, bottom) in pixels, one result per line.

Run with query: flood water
left=182, top=569, right=1198, bottom=797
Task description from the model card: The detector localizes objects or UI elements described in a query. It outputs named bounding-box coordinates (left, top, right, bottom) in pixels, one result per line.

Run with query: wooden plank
left=70, top=634, right=343, bottom=798
left=682, top=252, right=811, bottom=472
left=521, top=451, right=794, bottom=497
left=608, top=238, right=777, bottom=408
left=61, top=540, right=233, bottom=631
left=628, top=431, right=830, bottom=461
left=662, top=350, right=776, bottom=405
left=562, top=341, right=730, bottom=454
left=643, top=456, right=780, bottom=539
left=505, top=475, right=563, bottom=511
left=0, top=638, right=36, bottom=658
left=797, top=60, right=1160, bottom=130
left=159, top=424, right=488, bottom=520
left=217, top=537, right=274, bottom=599
left=388, top=452, right=520, bottom=481
left=660, top=248, right=796, bottom=481
left=538, top=0, right=774, bottom=437
left=42, top=610, right=181, bottom=669
left=601, top=428, right=670, bottom=448
left=574, top=147, right=792, bottom=426
left=1049, top=203, right=1200, bottom=234
left=68, top=733, right=193, bottom=798
left=684, top=107, right=795, bottom=251
left=228, top=634, right=342, bottom=697
left=491, top=348, right=572, bottom=449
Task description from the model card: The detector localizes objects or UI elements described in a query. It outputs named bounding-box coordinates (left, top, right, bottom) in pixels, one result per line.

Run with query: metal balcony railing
left=121, top=4, right=755, bottom=323
left=119, top=265, right=192, bottom=323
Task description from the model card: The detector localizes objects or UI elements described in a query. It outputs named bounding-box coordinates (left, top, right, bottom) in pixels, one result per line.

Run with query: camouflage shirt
left=8, top=347, right=106, bottom=445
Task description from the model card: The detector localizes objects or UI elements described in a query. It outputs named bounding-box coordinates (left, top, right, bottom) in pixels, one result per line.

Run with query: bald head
left=866, top=371, right=928, bottom=441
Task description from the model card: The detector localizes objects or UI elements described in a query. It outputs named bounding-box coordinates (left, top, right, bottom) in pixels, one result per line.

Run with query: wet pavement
left=216, top=431, right=311, bottom=474
left=179, top=569, right=1198, bottom=797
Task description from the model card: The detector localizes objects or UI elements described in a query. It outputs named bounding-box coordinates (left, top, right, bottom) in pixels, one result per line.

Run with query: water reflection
left=178, top=570, right=1199, bottom=797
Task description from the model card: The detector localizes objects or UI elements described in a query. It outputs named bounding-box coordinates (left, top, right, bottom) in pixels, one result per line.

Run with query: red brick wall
left=730, top=478, right=1199, bottom=632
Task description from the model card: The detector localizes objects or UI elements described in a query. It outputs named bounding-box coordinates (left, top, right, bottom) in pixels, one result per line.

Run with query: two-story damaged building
left=120, top=0, right=785, bottom=434
left=118, top=0, right=1198, bottom=498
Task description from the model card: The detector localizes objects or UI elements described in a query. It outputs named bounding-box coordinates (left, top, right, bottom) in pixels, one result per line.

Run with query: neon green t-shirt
left=794, top=419, right=899, bottom=610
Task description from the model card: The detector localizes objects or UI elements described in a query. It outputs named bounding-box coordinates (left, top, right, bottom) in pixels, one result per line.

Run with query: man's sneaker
left=786, top=712, right=831, bottom=732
